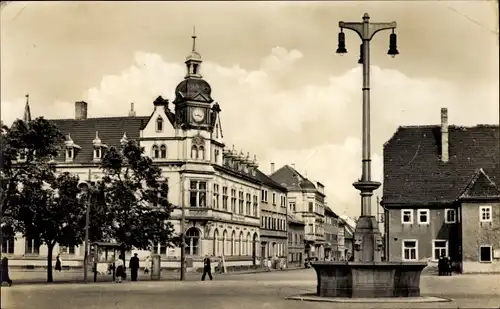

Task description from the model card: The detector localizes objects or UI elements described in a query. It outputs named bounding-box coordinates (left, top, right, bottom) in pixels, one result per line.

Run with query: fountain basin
left=311, top=261, right=428, bottom=298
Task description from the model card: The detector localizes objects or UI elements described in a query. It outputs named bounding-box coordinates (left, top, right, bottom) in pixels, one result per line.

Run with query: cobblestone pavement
left=2, top=269, right=500, bottom=309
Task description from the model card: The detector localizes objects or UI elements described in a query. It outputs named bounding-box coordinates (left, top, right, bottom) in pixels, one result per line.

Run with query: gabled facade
left=382, top=107, right=500, bottom=273
left=270, top=164, right=326, bottom=260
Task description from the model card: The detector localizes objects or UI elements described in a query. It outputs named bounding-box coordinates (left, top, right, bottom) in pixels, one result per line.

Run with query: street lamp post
left=336, top=13, right=399, bottom=262
left=180, top=173, right=186, bottom=281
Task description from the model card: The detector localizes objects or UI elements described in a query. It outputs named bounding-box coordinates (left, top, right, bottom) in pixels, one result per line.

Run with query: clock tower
left=173, top=30, right=217, bottom=131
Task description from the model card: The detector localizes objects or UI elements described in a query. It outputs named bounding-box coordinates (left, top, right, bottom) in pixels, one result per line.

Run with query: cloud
left=1, top=47, right=497, bottom=217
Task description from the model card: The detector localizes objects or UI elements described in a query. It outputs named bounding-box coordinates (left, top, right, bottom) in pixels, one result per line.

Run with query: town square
left=1, top=1, right=499, bottom=308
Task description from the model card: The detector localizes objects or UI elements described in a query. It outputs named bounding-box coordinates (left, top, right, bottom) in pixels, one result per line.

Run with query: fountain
left=309, top=13, right=428, bottom=299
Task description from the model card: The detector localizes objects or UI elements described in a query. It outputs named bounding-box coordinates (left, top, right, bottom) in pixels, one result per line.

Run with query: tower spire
left=23, top=94, right=31, bottom=122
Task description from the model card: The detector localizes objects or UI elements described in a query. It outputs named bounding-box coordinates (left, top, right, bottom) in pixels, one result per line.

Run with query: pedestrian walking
left=1, top=257, right=12, bottom=286
left=55, top=254, right=62, bottom=272
left=201, top=255, right=213, bottom=281
left=129, top=253, right=140, bottom=281
left=144, top=256, right=151, bottom=274
left=115, top=255, right=125, bottom=283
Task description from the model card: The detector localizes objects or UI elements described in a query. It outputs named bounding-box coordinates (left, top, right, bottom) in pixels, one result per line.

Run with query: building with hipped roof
left=382, top=107, right=500, bottom=273
left=270, top=164, right=327, bottom=261
left=1, top=34, right=299, bottom=271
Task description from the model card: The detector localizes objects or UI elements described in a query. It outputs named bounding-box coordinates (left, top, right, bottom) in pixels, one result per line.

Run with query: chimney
left=75, top=101, right=88, bottom=120
left=291, top=163, right=296, bottom=170
left=128, top=102, right=136, bottom=117
left=270, top=162, right=275, bottom=174
left=441, top=107, right=449, bottom=162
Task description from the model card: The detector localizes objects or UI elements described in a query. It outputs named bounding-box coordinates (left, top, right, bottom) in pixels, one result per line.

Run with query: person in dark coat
left=129, top=253, right=140, bottom=281
left=1, top=257, right=13, bottom=286
left=55, top=254, right=62, bottom=272
left=201, top=255, right=213, bottom=281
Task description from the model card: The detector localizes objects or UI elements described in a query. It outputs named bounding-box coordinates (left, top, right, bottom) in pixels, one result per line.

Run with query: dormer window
left=152, top=145, right=160, bottom=159
left=92, top=131, right=107, bottom=161
left=214, top=149, right=220, bottom=164
left=160, top=145, right=167, bottom=159
left=64, top=133, right=81, bottom=163
left=93, top=148, right=102, bottom=160
left=66, top=148, right=74, bottom=161
left=156, top=116, right=163, bottom=132
left=18, top=149, right=27, bottom=162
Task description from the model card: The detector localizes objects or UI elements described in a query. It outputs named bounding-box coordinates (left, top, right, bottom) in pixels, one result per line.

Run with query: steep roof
left=382, top=125, right=500, bottom=206
left=325, top=206, right=339, bottom=218
left=270, top=165, right=319, bottom=192
left=255, top=169, right=287, bottom=192
left=49, top=116, right=149, bottom=163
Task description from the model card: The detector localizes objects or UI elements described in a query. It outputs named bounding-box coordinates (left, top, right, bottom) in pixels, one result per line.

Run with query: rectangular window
left=479, top=206, right=492, bottom=222
left=1, top=235, right=14, bottom=254
left=230, top=189, right=237, bottom=213
left=401, top=209, right=413, bottom=224
left=445, top=209, right=456, bottom=223
left=213, top=184, right=220, bottom=209
left=418, top=209, right=430, bottom=224
left=25, top=238, right=40, bottom=255
left=222, top=187, right=228, bottom=210
left=261, top=190, right=268, bottom=202
left=479, top=246, right=492, bottom=262
left=272, top=193, right=276, bottom=205
left=402, top=240, right=418, bottom=261
left=246, top=193, right=251, bottom=216
left=189, top=181, right=207, bottom=207
left=253, top=195, right=258, bottom=217
left=289, top=202, right=296, bottom=212
left=308, top=202, right=313, bottom=212
left=160, top=243, right=168, bottom=256
left=60, top=246, right=75, bottom=255
left=432, top=240, right=448, bottom=261
left=238, top=191, right=244, bottom=214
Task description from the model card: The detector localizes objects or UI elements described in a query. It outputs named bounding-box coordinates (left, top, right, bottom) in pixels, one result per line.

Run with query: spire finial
left=191, top=25, right=197, bottom=52
left=23, top=94, right=32, bottom=122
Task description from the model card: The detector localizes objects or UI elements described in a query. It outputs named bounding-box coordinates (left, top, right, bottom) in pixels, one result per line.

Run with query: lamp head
left=387, top=31, right=399, bottom=58
left=336, top=29, right=347, bottom=55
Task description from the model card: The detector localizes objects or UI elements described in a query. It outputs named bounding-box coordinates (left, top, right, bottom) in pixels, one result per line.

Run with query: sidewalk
left=6, top=266, right=305, bottom=285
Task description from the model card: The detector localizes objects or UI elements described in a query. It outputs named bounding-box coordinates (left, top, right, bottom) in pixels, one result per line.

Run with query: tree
left=95, top=140, right=175, bottom=255
left=1, top=118, right=86, bottom=282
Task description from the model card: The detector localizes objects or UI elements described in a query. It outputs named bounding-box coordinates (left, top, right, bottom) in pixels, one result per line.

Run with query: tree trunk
left=47, top=243, right=54, bottom=283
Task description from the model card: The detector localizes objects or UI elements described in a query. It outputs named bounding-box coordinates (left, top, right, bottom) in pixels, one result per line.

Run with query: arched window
left=213, top=229, right=219, bottom=256
left=214, top=149, right=219, bottom=164
left=160, top=145, right=167, bottom=158
left=198, top=146, right=205, bottom=160
left=231, top=231, right=236, bottom=256
left=222, top=230, right=228, bottom=256
left=185, top=228, right=200, bottom=256
left=156, top=116, right=163, bottom=132
left=152, top=145, right=159, bottom=158
left=247, top=232, right=251, bottom=256
left=191, top=145, right=198, bottom=159
left=239, top=231, right=244, bottom=256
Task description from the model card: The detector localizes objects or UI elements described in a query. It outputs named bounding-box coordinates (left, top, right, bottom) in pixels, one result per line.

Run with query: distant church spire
left=23, top=94, right=31, bottom=122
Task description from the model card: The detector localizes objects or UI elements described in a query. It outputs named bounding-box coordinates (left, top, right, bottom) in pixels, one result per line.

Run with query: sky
left=1, top=1, right=499, bottom=218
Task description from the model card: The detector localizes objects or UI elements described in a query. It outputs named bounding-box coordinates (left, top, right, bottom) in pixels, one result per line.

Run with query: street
left=2, top=269, right=500, bottom=309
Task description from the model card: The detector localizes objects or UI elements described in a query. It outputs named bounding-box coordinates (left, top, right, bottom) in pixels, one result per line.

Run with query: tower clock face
left=192, top=107, right=205, bottom=123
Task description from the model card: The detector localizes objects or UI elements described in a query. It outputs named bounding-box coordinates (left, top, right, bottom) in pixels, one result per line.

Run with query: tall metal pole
left=339, top=13, right=397, bottom=262
left=180, top=173, right=186, bottom=281
left=83, top=168, right=92, bottom=283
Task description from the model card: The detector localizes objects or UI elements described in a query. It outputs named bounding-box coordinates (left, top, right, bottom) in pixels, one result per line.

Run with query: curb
left=286, top=294, right=452, bottom=303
